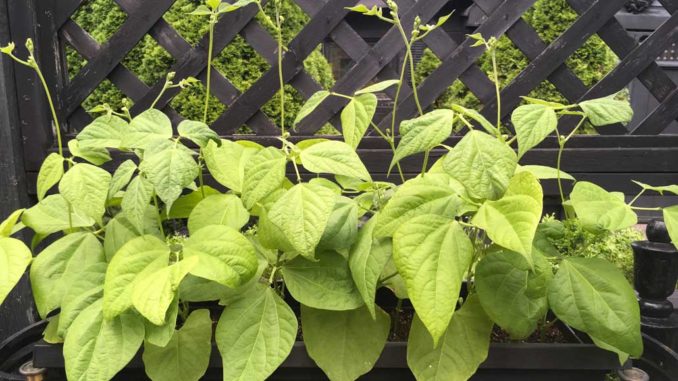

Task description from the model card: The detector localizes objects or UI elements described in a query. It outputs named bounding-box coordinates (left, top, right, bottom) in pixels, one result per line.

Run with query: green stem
left=555, top=116, right=587, bottom=204
left=631, top=206, right=663, bottom=211
left=31, top=57, right=64, bottom=156
left=370, top=121, right=405, bottom=183
left=151, top=80, right=170, bottom=110
left=292, top=160, right=302, bottom=183
left=152, top=193, right=166, bottom=239
left=275, top=4, right=285, bottom=136
left=198, top=150, right=206, bottom=198
left=628, top=189, right=646, bottom=207
left=490, top=45, right=502, bottom=137
left=379, top=271, right=399, bottom=284
left=390, top=49, right=410, bottom=141
left=421, top=150, right=429, bottom=176
left=203, top=19, right=216, bottom=123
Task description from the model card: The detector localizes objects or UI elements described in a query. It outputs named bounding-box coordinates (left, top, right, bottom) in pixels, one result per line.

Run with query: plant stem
left=203, top=18, right=216, bottom=123
left=628, top=189, right=646, bottom=207
left=198, top=151, right=206, bottom=198
left=151, top=80, right=170, bottom=110
left=275, top=3, right=285, bottom=135
left=421, top=150, right=429, bottom=176
left=152, top=193, right=166, bottom=239
left=555, top=115, right=587, bottom=204
left=390, top=49, right=410, bottom=141
left=490, top=45, right=502, bottom=137
left=292, top=160, right=302, bottom=183
left=631, top=206, right=663, bottom=211
left=370, top=121, right=405, bottom=183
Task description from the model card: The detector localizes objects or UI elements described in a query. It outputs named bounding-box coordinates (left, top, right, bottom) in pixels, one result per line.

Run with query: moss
left=69, top=0, right=335, bottom=127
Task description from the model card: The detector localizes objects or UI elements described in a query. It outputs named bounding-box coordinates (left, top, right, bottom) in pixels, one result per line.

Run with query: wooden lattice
left=6, top=0, right=678, bottom=196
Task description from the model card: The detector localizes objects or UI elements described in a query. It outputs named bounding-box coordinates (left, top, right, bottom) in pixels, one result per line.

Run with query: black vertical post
left=0, top=0, right=37, bottom=341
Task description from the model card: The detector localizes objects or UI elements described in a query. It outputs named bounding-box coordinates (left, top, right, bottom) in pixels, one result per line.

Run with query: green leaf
left=632, top=180, right=678, bottom=196
left=77, top=115, right=128, bottom=149
left=548, top=257, right=642, bottom=357
left=476, top=250, right=552, bottom=338
left=443, top=130, right=517, bottom=201
left=294, top=90, right=330, bottom=127
left=30, top=232, right=105, bottom=318
left=451, top=104, right=498, bottom=135
left=108, top=160, right=137, bottom=198
left=59, top=163, right=111, bottom=223
left=570, top=181, right=637, bottom=232
left=0, top=209, right=24, bottom=237
left=664, top=205, right=678, bottom=247
left=341, top=93, right=377, bottom=149
left=103, top=213, right=159, bottom=261
left=168, top=186, right=220, bottom=218
left=391, top=110, right=454, bottom=171
left=521, top=96, right=567, bottom=109
left=144, top=296, right=179, bottom=347
left=37, top=153, right=64, bottom=201
left=140, top=146, right=199, bottom=211
left=189, top=4, right=212, bottom=15
left=121, top=175, right=155, bottom=232
left=121, top=109, right=173, bottom=149
left=133, top=257, right=197, bottom=325
left=268, top=183, right=337, bottom=258
left=0, top=237, right=32, bottom=306
left=516, top=165, right=575, bottom=181
left=64, top=300, right=144, bottom=381
left=374, top=176, right=467, bottom=238
left=58, top=262, right=106, bottom=338
left=183, top=225, right=258, bottom=288
left=302, top=305, right=390, bottom=381
left=187, top=194, right=249, bottom=234
left=393, top=215, right=473, bottom=345
left=282, top=250, right=364, bottom=310
left=512, top=104, right=558, bottom=158
left=579, top=97, right=633, bottom=126
left=204, top=140, right=260, bottom=193
left=68, top=140, right=112, bottom=166
left=319, top=196, right=359, bottom=250
left=22, top=195, right=95, bottom=235
left=143, top=309, right=212, bottom=381
left=355, top=80, right=399, bottom=95
left=103, top=235, right=170, bottom=319
left=178, top=120, right=220, bottom=148
left=300, top=140, right=371, bottom=182
left=216, top=286, right=297, bottom=381
left=242, top=147, right=287, bottom=209
left=348, top=218, right=392, bottom=317
left=407, top=294, right=493, bottom=381
left=472, top=172, right=543, bottom=264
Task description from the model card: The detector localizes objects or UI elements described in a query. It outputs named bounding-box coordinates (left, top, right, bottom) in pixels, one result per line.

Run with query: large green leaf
left=216, top=286, right=297, bottom=381
left=59, top=163, right=111, bottom=223
left=132, top=257, right=198, bottom=325
left=58, top=262, right=106, bottom=338
left=0, top=209, right=24, bottom=237
left=103, top=213, right=159, bottom=261
left=108, top=160, right=137, bottom=198
left=121, top=175, right=154, bottom=232
left=570, top=181, right=637, bottom=232
left=632, top=180, right=678, bottom=196
left=393, top=215, right=473, bottom=345
left=187, top=194, right=249, bottom=234
left=30, top=232, right=105, bottom=318
left=103, top=235, right=170, bottom=319
left=391, top=110, right=454, bottom=171
left=145, top=297, right=179, bottom=347
left=319, top=196, right=359, bottom=250
left=268, top=183, right=337, bottom=258
left=341, top=93, right=377, bottom=149
left=143, top=309, right=212, bottom=381
left=22, top=195, right=95, bottom=235
left=579, top=97, right=633, bottom=126
left=548, top=257, right=642, bottom=357
left=121, top=109, right=173, bottom=149
left=68, top=140, right=112, bottom=166
left=140, top=146, right=199, bottom=211
left=77, top=115, right=128, bottom=149
left=64, top=300, right=144, bottom=381
left=294, top=90, right=330, bottom=127
left=374, top=176, right=467, bottom=238
left=177, top=120, right=220, bottom=148
left=511, top=104, right=558, bottom=158
left=472, top=172, right=543, bottom=264
left=354, top=80, right=400, bottom=95
left=443, top=130, right=517, bottom=201
left=282, top=250, right=364, bottom=311
left=168, top=186, right=221, bottom=219
left=0, top=237, right=32, bottom=305
left=348, top=218, right=392, bottom=317
left=242, top=147, right=287, bottom=209
left=302, top=305, right=390, bottom=381
left=204, top=140, right=260, bottom=193
left=183, top=225, right=258, bottom=288
left=665, top=205, right=678, bottom=247
left=37, top=153, right=64, bottom=201
left=300, top=141, right=371, bottom=182
left=516, top=165, right=575, bottom=181
left=476, top=250, right=552, bottom=338
left=407, top=295, right=493, bottom=381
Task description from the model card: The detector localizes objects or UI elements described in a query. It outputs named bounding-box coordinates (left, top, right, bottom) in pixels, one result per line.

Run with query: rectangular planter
left=33, top=340, right=620, bottom=381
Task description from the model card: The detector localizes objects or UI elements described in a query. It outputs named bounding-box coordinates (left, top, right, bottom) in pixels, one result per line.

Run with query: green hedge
left=415, top=0, right=617, bottom=111
left=68, top=0, right=335, bottom=128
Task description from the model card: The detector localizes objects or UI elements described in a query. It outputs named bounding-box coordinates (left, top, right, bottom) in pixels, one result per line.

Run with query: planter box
left=32, top=340, right=619, bottom=381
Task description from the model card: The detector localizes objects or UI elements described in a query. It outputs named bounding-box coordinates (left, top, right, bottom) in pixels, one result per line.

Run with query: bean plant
left=1, top=1, right=677, bottom=381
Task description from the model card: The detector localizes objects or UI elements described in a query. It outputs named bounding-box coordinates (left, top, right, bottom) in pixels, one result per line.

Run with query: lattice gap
left=71, top=0, right=127, bottom=44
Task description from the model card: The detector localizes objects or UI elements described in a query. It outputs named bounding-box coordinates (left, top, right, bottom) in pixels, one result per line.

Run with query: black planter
left=0, top=320, right=47, bottom=380
left=32, top=340, right=620, bottom=381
